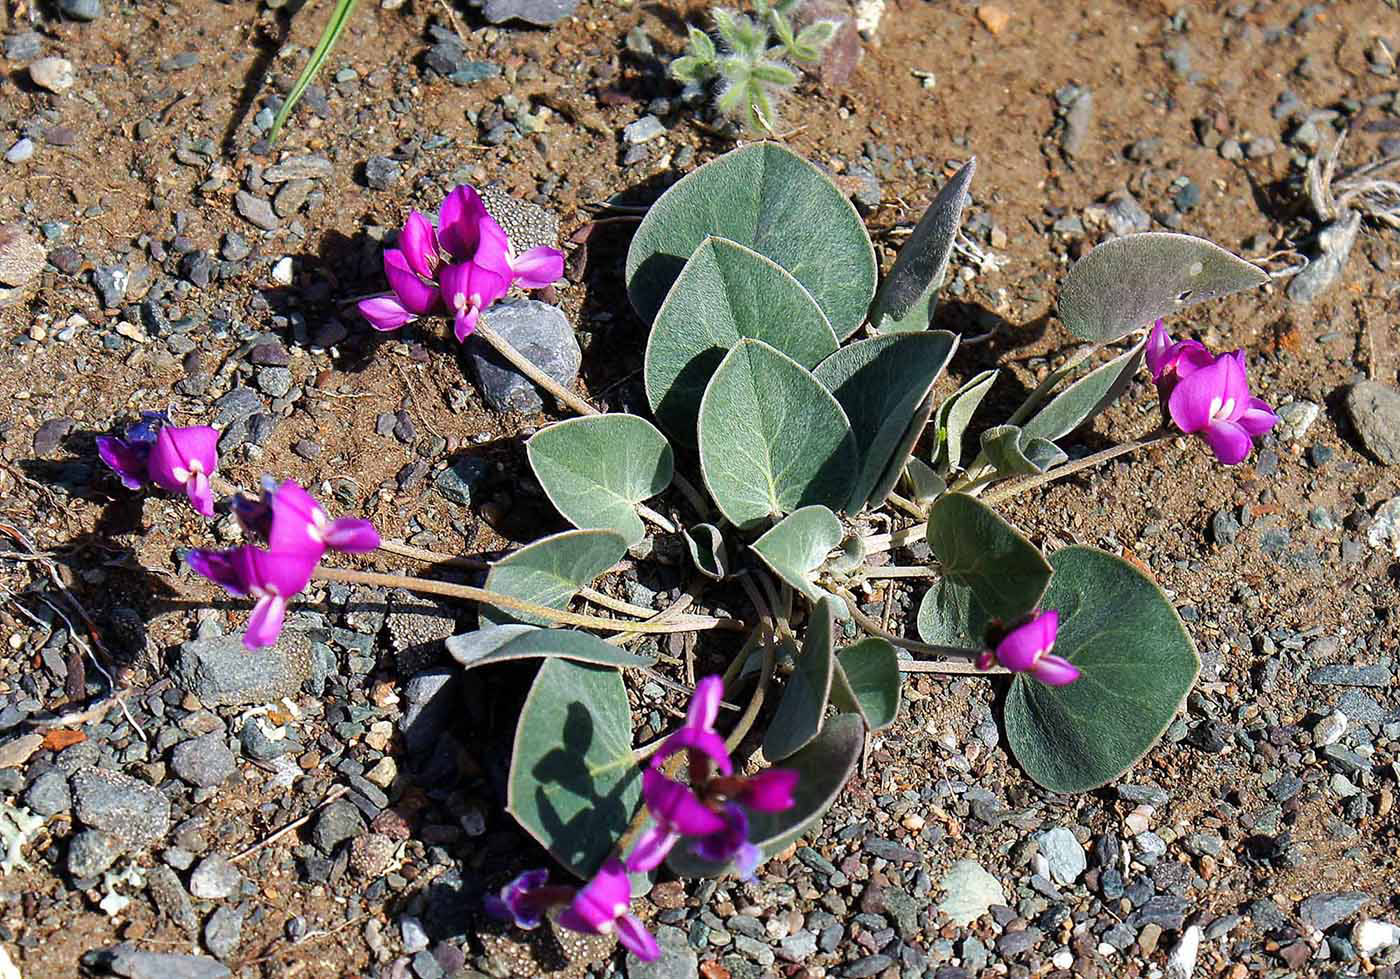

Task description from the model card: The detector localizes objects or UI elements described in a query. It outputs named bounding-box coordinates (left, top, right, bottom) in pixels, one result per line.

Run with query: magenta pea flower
left=735, top=768, right=799, bottom=812
left=629, top=767, right=729, bottom=873
left=691, top=803, right=761, bottom=881
left=441, top=248, right=512, bottom=341
left=96, top=411, right=168, bottom=490
left=234, top=479, right=380, bottom=557
left=1145, top=319, right=1213, bottom=406
left=484, top=868, right=558, bottom=930
left=1167, top=349, right=1280, bottom=466
left=146, top=425, right=220, bottom=517
left=556, top=858, right=659, bottom=962
left=186, top=545, right=320, bottom=649
left=977, top=609, right=1079, bottom=687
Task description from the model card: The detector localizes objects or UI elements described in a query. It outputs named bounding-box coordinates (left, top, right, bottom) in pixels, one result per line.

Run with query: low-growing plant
left=670, top=0, right=839, bottom=132
left=98, top=144, right=1278, bottom=960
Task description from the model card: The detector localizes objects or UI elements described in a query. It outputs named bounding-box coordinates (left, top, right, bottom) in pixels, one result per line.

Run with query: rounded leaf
left=830, top=638, right=900, bottom=731
left=1004, top=546, right=1200, bottom=793
left=926, top=493, right=1051, bottom=622
left=626, top=143, right=877, bottom=340
left=482, top=529, right=628, bottom=627
left=1021, top=340, right=1146, bottom=443
left=698, top=339, right=859, bottom=530
left=750, top=505, right=842, bottom=604
left=527, top=415, right=674, bottom=548
left=447, top=623, right=658, bottom=671
left=916, top=576, right=988, bottom=647
left=645, top=237, right=838, bottom=445
left=1057, top=233, right=1269, bottom=342
left=763, top=595, right=838, bottom=761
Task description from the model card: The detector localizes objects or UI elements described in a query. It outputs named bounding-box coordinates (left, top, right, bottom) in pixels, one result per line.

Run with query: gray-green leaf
left=915, top=576, right=988, bottom=647
left=1021, top=340, right=1146, bottom=443
left=1004, top=546, right=1199, bottom=793
left=481, top=529, right=628, bottom=627
left=813, top=331, right=958, bottom=512
left=904, top=457, right=946, bottom=505
left=698, top=339, right=859, bottom=530
left=626, top=143, right=877, bottom=340
left=526, top=415, right=674, bottom=548
left=750, top=505, right=842, bottom=605
left=447, top=624, right=657, bottom=671
left=1057, top=232, right=1269, bottom=342
left=932, top=369, right=998, bottom=473
left=508, top=658, right=641, bottom=877
left=645, top=237, right=838, bottom=445
left=830, top=638, right=900, bottom=730
left=980, top=424, right=1068, bottom=476
left=926, top=493, right=1051, bottom=621
left=869, top=159, right=976, bottom=334
left=763, top=595, right=838, bottom=760
left=684, top=523, right=730, bottom=580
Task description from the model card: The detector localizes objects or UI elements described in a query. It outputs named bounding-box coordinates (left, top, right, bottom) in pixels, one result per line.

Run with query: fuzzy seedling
left=671, top=0, right=840, bottom=133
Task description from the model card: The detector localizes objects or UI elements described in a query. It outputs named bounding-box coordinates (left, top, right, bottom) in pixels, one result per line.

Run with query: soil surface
left=1, top=0, right=1399, bottom=977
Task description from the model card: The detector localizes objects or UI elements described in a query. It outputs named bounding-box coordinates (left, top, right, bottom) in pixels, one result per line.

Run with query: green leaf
left=711, top=7, right=741, bottom=47
left=926, top=493, right=1051, bottom=622
left=715, top=75, right=747, bottom=115
left=869, top=159, right=976, bottom=334
left=698, top=339, right=859, bottom=530
left=268, top=0, right=362, bottom=142
left=1004, top=546, right=1200, bottom=793
left=750, top=506, right=842, bottom=604
left=1057, top=233, right=1269, bottom=342
left=814, top=332, right=957, bottom=511
left=526, top=416, right=673, bottom=548
left=645, top=237, right=838, bottom=445
left=481, top=529, right=628, bottom=627
left=932, top=369, right=998, bottom=474
left=980, top=424, right=1068, bottom=476
left=670, top=55, right=711, bottom=84
left=763, top=595, right=838, bottom=760
left=1022, top=340, right=1146, bottom=443
left=667, top=712, right=864, bottom=875
left=626, top=143, right=877, bottom=340
left=916, top=577, right=988, bottom=646
left=688, top=25, right=718, bottom=60
left=794, top=19, right=838, bottom=51
left=746, top=82, right=777, bottom=133
left=904, top=457, right=946, bottom=505
left=751, top=61, right=799, bottom=86
left=767, top=9, right=796, bottom=46
left=447, top=624, right=657, bottom=671
left=830, top=638, right=900, bottom=730
left=683, top=523, right=730, bottom=580
left=508, top=658, right=641, bottom=878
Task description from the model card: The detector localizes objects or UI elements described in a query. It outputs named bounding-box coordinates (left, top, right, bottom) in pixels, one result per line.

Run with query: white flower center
left=1208, top=395, right=1235, bottom=420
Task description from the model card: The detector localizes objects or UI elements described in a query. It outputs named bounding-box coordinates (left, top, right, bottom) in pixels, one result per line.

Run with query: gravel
left=172, top=633, right=313, bottom=706
left=67, top=829, right=125, bottom=878
left=189, top=854, right=241, bottom=900
left=1343, top=380, right=1400, bottom=465
left=71, top=768, right=172, bottom=846
left=170, top=732, right=236, bottom=788
left=28, top=57, right=75, bottom=93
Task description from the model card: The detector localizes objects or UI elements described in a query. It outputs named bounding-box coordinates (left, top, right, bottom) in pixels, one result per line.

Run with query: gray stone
left=4, top=138, right=34, bottom=164
left=234, top=191, right=279, bottom=231
left=59, top=0, right=102, bottom=20
left=1103, top=190, right=1150, bottom=236
left=188, top=853, right=241, bottom=899
left=622, top=115, right=666, bottom=145
left=468, top=300, right=581, bottom=413
left=3, top=32, right=42, bottom=60
left=255, top=366, right=293, bottom=398
left=261, top=155, right=333, bottom=182
left=171, top=733, right=236, bottom=788
left=146, top=864, right=198, bottom=932
left=481, top=0, right=578, bottom=25
left=203, top=905, right=244, bottom=959
left=363, top=155, right=401, bottom=191
left=172, top=633, right=313, bottom=706
left=1300, top=892, right=1369, bottom=931
left=433, top=456, right=490, bottom=506
left=399, top=670, right=461, bottom=754
left=1288, top=210, right=1360, bottom=304
left=1061, top=89, right=1094, bottom=158
left=1276, top=400, right=1321, bottom=441
left=71, top=768, right=171, bottom=845
left=67, top=829, right=124, bottom=878
left=92, top=265, right=129, bottom=308
left=210, top=386, right=262, bottom=428
left=239, top=717, right=290, bottom=761
left=23, top=769, right=71, bottom=816
left=1344, top=381, right=1400, bottom=465
left=311, top=799, right=366, bottom=853
left=776, top=930, right=817, bottom=963
left=1037, top=827, right=1087, bottom=884
left=28, top=56, right=75, bottom=94
left=481, top=189, right=559, bottom=253
left=92, top=945, right=231, bottom=979
left=1309, top=664, right=1391, bottom=688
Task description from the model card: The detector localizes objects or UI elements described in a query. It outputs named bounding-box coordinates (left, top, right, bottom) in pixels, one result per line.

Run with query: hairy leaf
left=932, top=369, right=998, bottom=473
left=763, top=595, right=838, bottom=760
left=830, top=637, right=900, bottom=730
left=448, top=624, right=657, bottom=671
left=750, top=505, right=842, bottom=604
left=1021, top=340, right=1146, bottom=443
left=926, top=493, right=1051, bottom=621
left=482, top=529, right=628, bottom=627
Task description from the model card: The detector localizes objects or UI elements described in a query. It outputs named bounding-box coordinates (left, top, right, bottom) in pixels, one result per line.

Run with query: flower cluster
left=189, top=479, right=379, bottom=648
left=1146, top=320, right=1279, bottom=466
left=96, top=412, right=220, bottom=517
left=485, top=676, right=798, bottom=962
left=977, top=609, right=1079, bottom=687
left=357, top=185, right=565, bottom=341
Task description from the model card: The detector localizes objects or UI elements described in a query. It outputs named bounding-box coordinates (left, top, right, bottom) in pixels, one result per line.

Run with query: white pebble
left=1353, top=919, right=1400, bottom=956
left=271, top=256, right=294, bottom=285
left=28, top=57, right=75, bottom=94
left=1166, top=924, right=1200, bottom=979
left=1052, top=949, right=1074, bottom=970
left=1313, top=710, right=1347, bottom=747
left=4, top=138, right=34, bottom=164
left=854, top=0, right=884, bottom=39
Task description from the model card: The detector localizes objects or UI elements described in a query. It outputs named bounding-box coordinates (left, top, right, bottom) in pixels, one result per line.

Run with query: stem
left=311, top=566, right=744, bottom=635
left=473, top=321, right=600, bottom=417
left=1004, top=342, right=1100, bottom=428
left=885, top=492, right=926, bottom=520
left=857, top=565, right=941, bottom=580
left=578, top=586, right=660, bottom=619
left=726, top=631, right=775, bottom=754
left=899, top=659, right=1008, bottom=675
left=671, top=472, right=712, bottom=520
left=980, top=430, right=1176, bottom=505
left=377, top=539, right=489, bottom=571
left=636, top=503, right=677, bottom=533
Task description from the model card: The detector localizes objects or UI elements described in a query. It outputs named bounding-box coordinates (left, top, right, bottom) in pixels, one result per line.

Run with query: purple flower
left=691, top=803, right=761, bottom=881
left=96, top=411, right=170, bottom=490
left=483, top=868, right=553, bottom=930
left=977, top=609, right=1079, bottom=687
left=653, top=674, right=732, bottom=774
left=186, top=545, right=320, bottom=648
left=441, top=248, right=512, bottom=341
left=147, top=425, right=220, bottom=517
left=235, top=479, right=380, bottom=557
left=1167, top=349, right=1280, bottom=465
left=735, top=768, right=798, bottom=812
left=1145, top=319, right=1213, bottom=404
left=628, top=767, right=728, bottom=873
left=556, top=858, right=659, bottom=962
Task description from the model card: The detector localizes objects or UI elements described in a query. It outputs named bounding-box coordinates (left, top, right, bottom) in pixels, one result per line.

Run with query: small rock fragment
left=976, top=3, right=1010, bottom=33
left=467, top=299, right=581, bottom=413
left=1344, top=380, right=1400, bottom=465
left=28, top=57, right=75, bottom=94
left=1287, top=210, right=1360, bottom=304
left=937, top=860, right=1004, bottom=926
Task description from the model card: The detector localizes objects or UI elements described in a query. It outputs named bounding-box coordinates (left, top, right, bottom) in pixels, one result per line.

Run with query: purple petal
left=474, top=218, right=514, bottom=278
left=1237, top=399, right=1279, bottom=437
left=1174, top=343, right=1214, bottom=379
left=511, top=246, right=565, bottom=289
left=625, top=825, right=679, bottom=873
left=615, top=914, right=660, bottom=962
left=453, top=304, right=481, bottom=343
left=1029, top=653, right=1081, bottom=687
left=687, top=676, right=723, bottom=732
left=185, top=470, right=214, bottom=517
left=437, top=185, right=488, bottom=260
left=996, top=610, right=1057, bottom=672
left=384, top=249, right=442, bottom=316
left=400, top=211, right=440, bottom=279
left=1168, top=356, right=1230, bottom=434
left=267, top=480, right=328, bottom=554
left=251, top=547, right=320, bottom=597
left=244, top=593, right=288, bottom=649
left=1201, top=419, right=1253, bottom=465
left=690, top=802, right=750, bottom=865
left=125, top=411, right=168, bottom=444
left=730, top=842, right=761, bottom=881
left=96, top=436, right=149, bottom=490
left=1216, top=350, right=1251, bottom=415
left=654, top=727, right=734, bottom=776
left=559, top=858, right=631, bottom=934
left=737, top=768, right=798, bottom=812
left=232, top=490, right=274, bottom=543
left=357, top=295, right=416, bottom=332
left=1145, top=320, right=1171, bottom=379
left=497, top=868, right=551, bottom=929
left=323, top=518, right=380, bottom=553
left=642, top=768, right=726, bottom=836
left=147, top=426, right=219, bottom=494
left=186, top=548, right=252, bottom=597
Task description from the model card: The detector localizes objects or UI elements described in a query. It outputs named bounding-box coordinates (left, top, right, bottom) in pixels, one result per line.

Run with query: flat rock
left=171, top=732, right=236, bottom=788
left=481, top=0, right=577, bottom=25
left=1344, top=381, right=1400, bottom=465
left=59, top=0, right=102, bottom=20
left=1288, top=211, right=1360, bottom=304
left=261, top=155, right=332, bottom=182
left=1300, top=891, right=1369, bottom=931
left=28, top=57, right=75, bottom=93
left=88, top=945, right=230, bottom=979
left=188, top=853, right=241, bottom=900
left=1308, top=664, right=1390, bottom=688
left=467, top=299, right=581, bottom=413
left=0, top=225, right=47, bottom=289
left=172, top=633, right=312, bottom=706
left=71, top=768, right=171, bottom=845
left=1037, top=827, right=1087, bottom=884
left=146, top=864, right=198, bottom=932
left=234, top=191, right=279, bottom=231
left=937, top=860, right=1003, bottom=926
left=204, top=905, right=244, bottom=960
left=67, top=829, right=125, bottom=878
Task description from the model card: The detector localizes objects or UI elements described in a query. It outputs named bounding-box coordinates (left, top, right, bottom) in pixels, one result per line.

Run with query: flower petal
left=687, top=676, right=724, bottom=732
left=438, top=185, right=488, bottom=260
left=1201, top=419, right=1253, bottom=465
left=511, top=246, right=565, bottom=289
left=399, top=211, right=440, bottom=279
left=559, top=858, right=631, bottom=934
left=96, top=436, right=149, bottom=490
left=654, top=727, right=734, bottom=776
left=251, top=548, right=320, bottom=597
left=384, top=249, right=442, bottom=315
left=996, top=610, right=1056, bottom=672
left=147, top=426, right=219, bottom=494
left=1145, top=320, right=1171, bottom=379
left=357, top=295, right=416, bottom=332
left=1168, top=356, right=1231, bottom=434
left=615, top=914, right=660, bottom=962
left=185, top=470, right=214, bottom=517
left=643, top=767, right=727, bottom=836
left=186, top=548, right=252, bottom=597
left=737, top=768, right=798, bottom=812
left=266, top=480, right=327, bottom=554
left=625, top=825, right=679, bottom=874
left=1029, top=653, right=1081, bottom=687
left=323, top=518, right=381, bottom=553
left=244, top=593, right=288, bottom=649
left=1238, top=399, right=1279, bottom=437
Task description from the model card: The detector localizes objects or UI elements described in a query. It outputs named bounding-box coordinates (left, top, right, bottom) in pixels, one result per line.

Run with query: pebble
left=256, top=366, right=293, bottom=397
left=58, top=0, right=102, bottom=20
left=71, top=768, right=172, bottom=845
left=85, top=945, right=231, bottom=979
left=5, top=138, right=34, bottom=164
left=976, top=3, right=1010, bottom=33
left=1275, top=399, right=1321, bottom=441
left=622, top=115, right=666, bottom=145
left=92, top=265, right=129, bottom=308
left=1343, top=380, right=1400, bottom=465
left=24, top=769, right=72, bottom=815
left=363, top=155, right=402, bottom=190
left=1352, top=919, right=1400, bottom=956
left=173, top=634, right=312, bottom=706
left=271, top=257, right=294, bottom=286
left=204, top=906, right=244, bottom=959
left=1061, top=89, right=1094, bottom=158
left=433, top=456, right=490, bottom=506
left=936, top=860, right=1003, bottom=925
left=1308, top=664, right=1390, bottom=688
left=147, top=864, right=198, bottom=932
left=28, top=56, right=75, bottom=93
left=171, top=733, right=236, bottom=788
left=261, top=155, right=333, bottom=182
left=1300, top=891, right=1369, bottom=931
left=234, top=191, right=279, bottom=231
left=67, top=829, right=124, bottom=878
left=1166, top=926, right=1200, bottom=979
left=312, top=799, right=367, bottom=853
left=467, top=299, right=582, bottom=413
left=1288, top=211, right=1360, bottom=304
left=626, top=924, right=698, bottom=978
left=480, top=0, right=578, bottom=26
left=1037, top=827, right=1086, bottom=884
left=1313, top=710, right=1347, bottom=747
